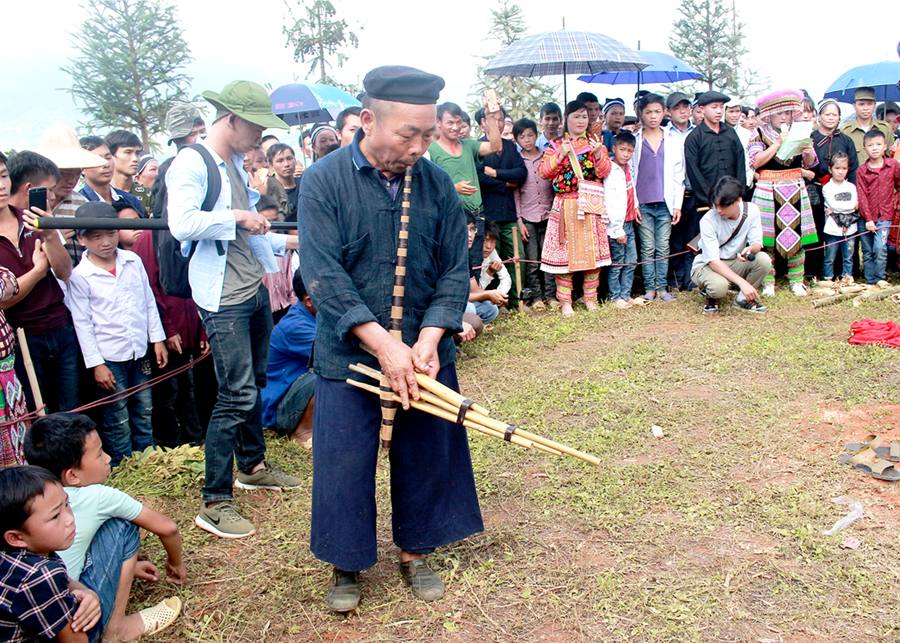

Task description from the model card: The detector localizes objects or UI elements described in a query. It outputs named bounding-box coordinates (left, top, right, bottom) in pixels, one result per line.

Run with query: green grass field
left=112, top=289, right=900, bottom=642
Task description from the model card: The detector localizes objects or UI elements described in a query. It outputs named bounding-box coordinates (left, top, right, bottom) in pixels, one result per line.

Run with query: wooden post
left=512, top=228, right=524, bottom=312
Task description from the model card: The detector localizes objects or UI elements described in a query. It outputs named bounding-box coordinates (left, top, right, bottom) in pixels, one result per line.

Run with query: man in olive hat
left=166, top=80, right=301, bottom=540
left=299, top=65, right=482, bottom=612
left=841, top=87, right=895, bottom=167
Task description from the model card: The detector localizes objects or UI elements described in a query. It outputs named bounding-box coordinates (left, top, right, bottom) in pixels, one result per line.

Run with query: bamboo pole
left=512, top=231, right=524, bottom=312
left=15, top=328, right=45, bottom=416
left=811, top=292, right=857, bottom=308
left=851, top=285, right=900, bottom=306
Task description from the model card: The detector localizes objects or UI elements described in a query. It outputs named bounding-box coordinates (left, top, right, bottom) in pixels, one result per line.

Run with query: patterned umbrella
left=824, top=61, right=900, bottom=103
left=483, top=29, right=648, bottom=101
left=269, top=82, right=361, bottom=126
left=576, top=51, right=701, bottom=88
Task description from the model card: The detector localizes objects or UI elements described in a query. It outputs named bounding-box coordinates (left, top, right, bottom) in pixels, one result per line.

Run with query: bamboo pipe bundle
left=346, top=379, right=562, bottom=456
left=349, top=363, right=599, bottom=466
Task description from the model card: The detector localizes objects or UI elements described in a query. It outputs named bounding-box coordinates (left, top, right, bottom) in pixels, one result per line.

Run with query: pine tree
left=668, top=0, right=766, bottom=100
left=468, top=1, right=559, bottom=125
left=63, top=0, right=193, bottom=150
left=283, top=0, right=359, bottom=88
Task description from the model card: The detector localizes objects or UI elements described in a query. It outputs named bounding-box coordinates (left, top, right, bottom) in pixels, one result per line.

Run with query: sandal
left=138, top=597, right=182, bottom=636
left=845, top=435, right=900, bottom=462
left=837, top=448, right=900, bottom=481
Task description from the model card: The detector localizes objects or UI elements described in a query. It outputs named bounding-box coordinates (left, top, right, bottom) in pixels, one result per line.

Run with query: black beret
left=363, top=66, right=445, bottom=105
left=697, top=91, right=730, bottom=106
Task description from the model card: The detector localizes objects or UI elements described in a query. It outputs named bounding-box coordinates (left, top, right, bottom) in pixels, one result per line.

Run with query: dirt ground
left=113, top=288, right=900, bottom=642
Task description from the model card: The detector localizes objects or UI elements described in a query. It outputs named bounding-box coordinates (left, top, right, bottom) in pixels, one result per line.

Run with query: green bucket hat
left=202, top=80, right=289, bottom=130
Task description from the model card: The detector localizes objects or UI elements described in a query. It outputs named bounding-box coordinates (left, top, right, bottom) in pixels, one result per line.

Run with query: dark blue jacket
left=298, top=139, right=469, bottom=380
left=477, top=137, right=527, bottom=223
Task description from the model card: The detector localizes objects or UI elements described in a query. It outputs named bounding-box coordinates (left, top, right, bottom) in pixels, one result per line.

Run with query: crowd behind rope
left=0, top=76, right=899, bottom=640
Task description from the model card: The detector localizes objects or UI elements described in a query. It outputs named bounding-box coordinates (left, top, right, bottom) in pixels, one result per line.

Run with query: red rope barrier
left=0, top=350, right=211, bottom=430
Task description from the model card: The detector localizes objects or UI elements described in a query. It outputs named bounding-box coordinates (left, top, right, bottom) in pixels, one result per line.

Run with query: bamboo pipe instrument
left=512, top=230, right=524, bottom=312
left=377, top=168, right=414, bottom=451
left=32, top=218, right=300, bottom=232
left=346, top=379, right=562, bottom=456
left=351, top=363, right=599, bottom=466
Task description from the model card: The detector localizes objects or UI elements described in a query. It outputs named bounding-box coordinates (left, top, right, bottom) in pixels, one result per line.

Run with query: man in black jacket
left=475, top=107, right=527, bottom=307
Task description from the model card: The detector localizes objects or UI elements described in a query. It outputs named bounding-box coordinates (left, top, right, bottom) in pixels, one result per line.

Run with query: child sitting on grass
left=24, top=413, right=183, bottom=642
left=1, top=465, right=101, bottom=643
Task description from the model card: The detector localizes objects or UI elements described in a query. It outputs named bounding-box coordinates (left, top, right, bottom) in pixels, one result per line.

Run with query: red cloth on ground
left=848, top=319, right=900, bottom=347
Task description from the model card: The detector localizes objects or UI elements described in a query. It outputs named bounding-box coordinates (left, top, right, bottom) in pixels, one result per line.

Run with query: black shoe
left=732, top=297, right=768, bottom=313
left=703, top=295, right=719, bottom=315
left=399, top=559, right=445, bottom=601
left=326, top=568, right=360, bottom=612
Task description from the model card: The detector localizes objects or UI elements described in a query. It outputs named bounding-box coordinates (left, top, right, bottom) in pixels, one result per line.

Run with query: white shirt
left=68, top=249, right=166, bottom=368
left=822, top=179, right=859, bottom=236
left=604, top=163, right=637, bottom=239
left=479, top=248, right=511, bottom=294
left=692, top=201, right=763, bottom=272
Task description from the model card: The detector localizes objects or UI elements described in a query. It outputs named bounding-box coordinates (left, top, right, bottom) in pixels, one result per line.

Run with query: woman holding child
left=748, top=90, right=818, bottom=296
left=539, top=100, right=613, bottom=317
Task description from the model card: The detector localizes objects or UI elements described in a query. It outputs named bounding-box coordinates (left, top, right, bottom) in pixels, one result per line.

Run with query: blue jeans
left=198, top=286, right=272, bottom=503
left=608, top=221, right=637, bottom=301
left=465, top=301, right=499, bottom=324
left=81, top=519, right=140, bottom=643
left=823, top=233, right=854, bottom=279
left=273, top=371, right=315, bottom=435
left=859, top=221, right=892, bottom=283
left=96, top=358, right=153, bottom=467
left=14, top=322, right=80, bottom=412
left=638, top=203, right=673, bottom=293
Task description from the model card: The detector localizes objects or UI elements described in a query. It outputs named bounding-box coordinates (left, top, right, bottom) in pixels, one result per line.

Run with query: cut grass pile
left=112, top=289, right=900, bottom=642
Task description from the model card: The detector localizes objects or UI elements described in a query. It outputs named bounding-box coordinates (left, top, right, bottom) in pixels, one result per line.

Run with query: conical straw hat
left=33, top=122, right=106, bottom=170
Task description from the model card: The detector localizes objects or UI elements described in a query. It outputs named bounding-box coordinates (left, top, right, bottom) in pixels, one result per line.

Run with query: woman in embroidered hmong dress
left=0, top=267, right=29, bottom=468
left=748, top=90, right=818, bottom=296
left=539, top=100, right=613, bottom=317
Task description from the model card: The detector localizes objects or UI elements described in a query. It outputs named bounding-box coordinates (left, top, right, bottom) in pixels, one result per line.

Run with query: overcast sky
left=3, top=0, right=899, bottom=136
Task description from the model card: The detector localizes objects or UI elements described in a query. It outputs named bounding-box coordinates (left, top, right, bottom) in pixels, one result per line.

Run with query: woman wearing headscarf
left=748, top=90, right=818, bottom=296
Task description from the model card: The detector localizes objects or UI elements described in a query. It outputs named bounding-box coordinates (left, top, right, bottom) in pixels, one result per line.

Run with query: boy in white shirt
left=821, top=152, right=859, bottom=282
left=67, top=202, right=168, bottom=466
left=606, top=132, right=641, bottom=309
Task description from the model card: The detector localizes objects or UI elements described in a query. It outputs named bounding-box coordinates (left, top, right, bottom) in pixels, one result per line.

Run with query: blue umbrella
left=824, top=61, right=900, bottom=103
left=577, top=51, right=701, bottom=90
left=269, top=82, right=361, bottom=126
left=483, top=29, right=648, bottom=101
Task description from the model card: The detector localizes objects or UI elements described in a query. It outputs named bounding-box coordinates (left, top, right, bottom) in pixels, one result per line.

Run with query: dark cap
left=634, top=89, right=650, bottom=100
left=363, top=66, right=445, bottom=105
left=854, top=86, right=876, bottom=102
left=697, top=91, right=730, bottom=106
left=74, top=201, right=117, bottom=235
left=666, top=92, right=690, bottom=109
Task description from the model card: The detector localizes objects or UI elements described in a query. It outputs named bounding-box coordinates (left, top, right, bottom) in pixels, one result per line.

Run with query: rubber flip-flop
left=844, top=435, right=900, bottom=463
left=837, top=448, right=900, bottom=481
left=138, top=596, right=182, bottom=636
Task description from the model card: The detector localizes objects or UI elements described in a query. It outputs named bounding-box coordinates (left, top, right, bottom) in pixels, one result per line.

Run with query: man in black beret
left=299, top=65, right=482, bottom=612
left=672, top=90, right=747, bottom=292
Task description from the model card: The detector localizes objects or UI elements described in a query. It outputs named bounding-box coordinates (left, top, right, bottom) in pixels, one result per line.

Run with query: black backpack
left=151, top=144, right=224, bottom=299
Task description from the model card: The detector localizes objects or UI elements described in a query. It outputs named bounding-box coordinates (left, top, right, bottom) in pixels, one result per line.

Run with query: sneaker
left=703, top=296, right=719, bottom=315
left=762, top=284, right=776, bottom=297
left=399, top=559, right=445, bottom=601
left=790, top=282, right=808, bottom=297
left=195, top=502, right=255, bottom=539
left=732, top=298, right=768, bottom=313
left=235, top=461, right=302, bottom=491
left=326, top=568, right=360, bottom=612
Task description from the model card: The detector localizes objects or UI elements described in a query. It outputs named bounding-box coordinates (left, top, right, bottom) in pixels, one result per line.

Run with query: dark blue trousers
left=311, top=363, right=483, bottom=572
